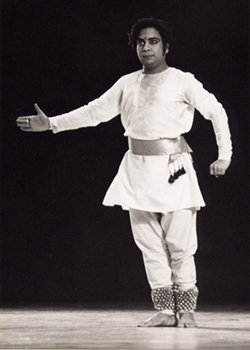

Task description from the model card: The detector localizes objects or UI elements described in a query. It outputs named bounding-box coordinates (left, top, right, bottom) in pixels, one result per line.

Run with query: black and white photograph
left=1, top=0, right=249, bottom=349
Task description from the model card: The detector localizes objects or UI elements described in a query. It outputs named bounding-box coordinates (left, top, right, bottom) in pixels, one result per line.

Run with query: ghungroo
left=175, top=286, right=199, bottom=312
left=151, top=286, right=176, bottom=312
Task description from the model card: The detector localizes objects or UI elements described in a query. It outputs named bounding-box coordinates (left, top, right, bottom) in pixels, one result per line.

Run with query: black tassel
left=168, top=156, right=187, bottom=184
left=168, top=174, right=175, bottom=183
left=174, top=171, right=179, bottom=180
left=176, top=168, right=182, bottom=177
left=179, top=166, right=186, bottom=175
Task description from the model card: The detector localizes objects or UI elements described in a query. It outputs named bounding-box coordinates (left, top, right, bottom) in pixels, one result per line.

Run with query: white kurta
left=49, top=67, right=232, bottom=213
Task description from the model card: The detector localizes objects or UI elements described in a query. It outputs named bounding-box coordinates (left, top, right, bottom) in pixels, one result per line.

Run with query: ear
left=165, top=43, right=169, bottom=54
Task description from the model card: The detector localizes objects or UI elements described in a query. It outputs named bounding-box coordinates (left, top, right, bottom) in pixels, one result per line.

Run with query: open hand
left=209, top=159, right=231, bottom=178
left=16, top=104, right=50, bottom=132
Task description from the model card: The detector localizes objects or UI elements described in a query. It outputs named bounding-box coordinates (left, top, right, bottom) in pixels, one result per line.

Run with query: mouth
left=142, top=55, right=154, bottom=58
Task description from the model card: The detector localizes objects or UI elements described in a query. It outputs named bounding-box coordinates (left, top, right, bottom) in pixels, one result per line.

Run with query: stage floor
left=0, top=304, right=249, bottom=349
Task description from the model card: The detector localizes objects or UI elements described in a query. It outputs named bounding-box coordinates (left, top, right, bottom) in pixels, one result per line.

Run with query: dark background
left=1, top=0, right=249, bottom=306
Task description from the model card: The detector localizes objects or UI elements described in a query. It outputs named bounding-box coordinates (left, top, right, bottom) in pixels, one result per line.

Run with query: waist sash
left=128, top=136, right=192, bottom=156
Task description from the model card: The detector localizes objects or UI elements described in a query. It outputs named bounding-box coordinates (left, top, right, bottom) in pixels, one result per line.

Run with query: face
left=136, top=27, right=168, bottom=74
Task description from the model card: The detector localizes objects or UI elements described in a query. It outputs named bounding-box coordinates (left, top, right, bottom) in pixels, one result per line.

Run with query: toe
left=137, top=319, right=154, bottom=327
left=177, top=323, right=185, bottom=328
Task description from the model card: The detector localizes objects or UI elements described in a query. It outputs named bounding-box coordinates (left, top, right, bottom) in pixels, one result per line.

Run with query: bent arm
left=184, top=74, right=232, bottom=176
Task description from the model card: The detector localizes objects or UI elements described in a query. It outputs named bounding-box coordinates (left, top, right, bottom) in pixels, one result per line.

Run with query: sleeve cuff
left=48, top=117, right=59, bottom=133
left=218, top=151, right=232, bottom=161
left=48, top=118, right=53, bottom=130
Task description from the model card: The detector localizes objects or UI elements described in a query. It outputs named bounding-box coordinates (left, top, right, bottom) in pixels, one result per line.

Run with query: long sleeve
left=49, top=77, right=124, bottom=133
left=184, top=74, right=232, bottom=160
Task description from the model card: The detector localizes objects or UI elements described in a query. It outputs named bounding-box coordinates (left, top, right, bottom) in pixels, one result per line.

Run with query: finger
left=210, top=166, right=221, bottom=177
left=214, top=170, right=225, bottom=177
left=34, top=103, right=43, bottom=115
left=209, top=165, right=215, bottom=175
left=17, top=119, right=31, bottom=127
left=17, top=120, right=30, bottom=126
left=16, top=116, right=33, bottom=122
left=20, top=127, right=32, bottom=132
left=216, top=167, right=226, bottom=175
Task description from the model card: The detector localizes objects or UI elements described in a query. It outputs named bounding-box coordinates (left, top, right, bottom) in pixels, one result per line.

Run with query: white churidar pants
left=129, top=207, right=198, bottom=291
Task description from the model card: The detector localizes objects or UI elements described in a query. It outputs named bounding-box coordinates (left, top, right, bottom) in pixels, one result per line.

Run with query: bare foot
left=137, top=312, right=178, bottom=327
left=177, top=312, right=197, bottom=328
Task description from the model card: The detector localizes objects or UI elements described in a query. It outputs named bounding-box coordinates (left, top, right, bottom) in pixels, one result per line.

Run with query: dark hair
left=128, top=17, right=173, bottom=50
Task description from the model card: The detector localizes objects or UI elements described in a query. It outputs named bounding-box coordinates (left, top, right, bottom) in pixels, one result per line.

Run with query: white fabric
left=49, top=67, right=232, bottom=213
left=49, top=67, right=232, bottom=160
left=129, top=208, right=197, bottom=290
left=103, top=152, right=204, bottom=213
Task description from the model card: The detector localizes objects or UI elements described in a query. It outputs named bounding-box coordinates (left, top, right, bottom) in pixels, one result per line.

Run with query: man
left=16, top=18, right=232, bottom=328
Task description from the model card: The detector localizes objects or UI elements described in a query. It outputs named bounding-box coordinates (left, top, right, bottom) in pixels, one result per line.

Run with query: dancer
left=16, top=18, right=232, bottom=327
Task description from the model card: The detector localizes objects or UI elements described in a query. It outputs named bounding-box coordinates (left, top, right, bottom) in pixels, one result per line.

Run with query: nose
left=143, top=41, right=150, bottom=51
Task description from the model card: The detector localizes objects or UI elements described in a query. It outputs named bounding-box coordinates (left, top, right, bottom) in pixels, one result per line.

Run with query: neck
left=142, top=62, right=169, bottom=74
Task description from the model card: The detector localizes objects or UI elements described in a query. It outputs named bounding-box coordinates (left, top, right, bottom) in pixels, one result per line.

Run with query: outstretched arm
left=16, top=104, right=50, bottom=132
left=16, top=75, right=125, bottom=134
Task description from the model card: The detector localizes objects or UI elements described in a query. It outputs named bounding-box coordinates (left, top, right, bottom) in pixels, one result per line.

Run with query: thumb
left=34, top=103, right=44, bottom=115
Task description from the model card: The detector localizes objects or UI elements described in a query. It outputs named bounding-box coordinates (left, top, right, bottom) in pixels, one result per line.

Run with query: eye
left=137, top=40, right=144, bottom=46
left=150, top=39, right=159, bottom=45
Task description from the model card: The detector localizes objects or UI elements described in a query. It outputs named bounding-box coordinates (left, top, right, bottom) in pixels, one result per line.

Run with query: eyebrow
left=137, top=37, right=161, bottom=42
